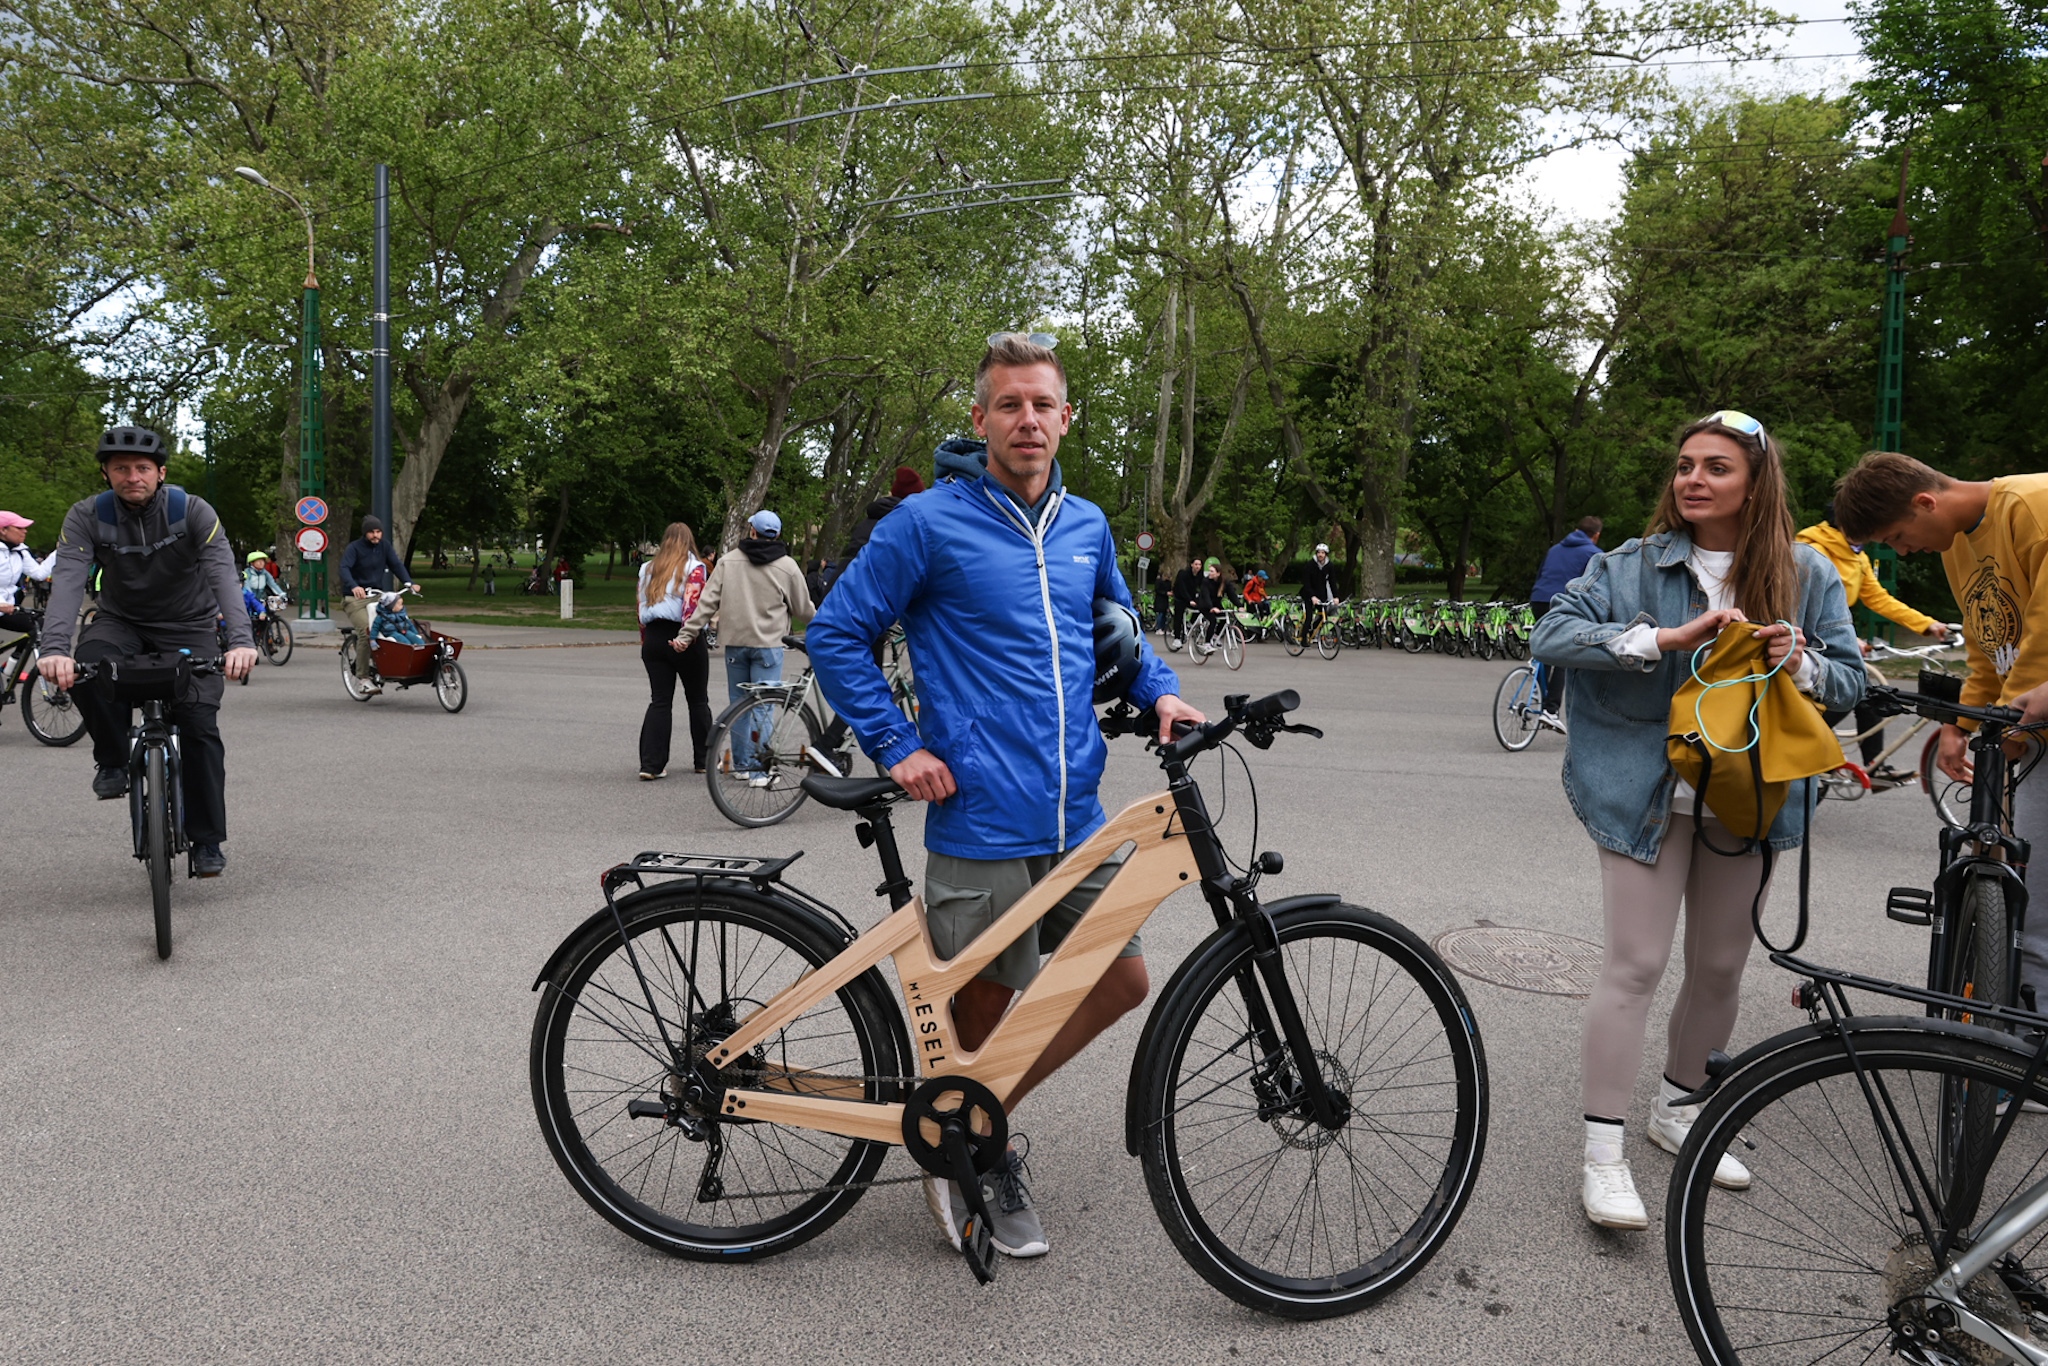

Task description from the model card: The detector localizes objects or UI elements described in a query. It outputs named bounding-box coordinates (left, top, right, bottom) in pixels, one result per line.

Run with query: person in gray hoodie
left=676, top=509, right=814, bottom=774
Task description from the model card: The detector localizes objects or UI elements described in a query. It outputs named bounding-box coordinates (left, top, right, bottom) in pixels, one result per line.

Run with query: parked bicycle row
left=1153, top=595, right=1539, bottom=665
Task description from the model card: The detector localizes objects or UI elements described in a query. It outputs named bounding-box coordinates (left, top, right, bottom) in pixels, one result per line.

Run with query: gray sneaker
left=922, top=1138, right=1049, bottom=1259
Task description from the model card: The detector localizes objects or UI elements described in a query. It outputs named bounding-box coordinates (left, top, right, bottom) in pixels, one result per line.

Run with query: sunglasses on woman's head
left=987, top=331, right=1058, bottom=349
left=1702, top=410, right=1766, bottom=447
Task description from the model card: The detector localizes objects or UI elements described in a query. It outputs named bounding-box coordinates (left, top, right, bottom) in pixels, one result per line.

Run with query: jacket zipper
left=984, top=483, right=1069, bottom=849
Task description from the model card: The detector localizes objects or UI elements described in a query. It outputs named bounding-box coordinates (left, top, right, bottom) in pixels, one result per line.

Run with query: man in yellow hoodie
left=1836, top=452, right=2048, bottom=1010
left=1797, top=503, right=1952, bottom=782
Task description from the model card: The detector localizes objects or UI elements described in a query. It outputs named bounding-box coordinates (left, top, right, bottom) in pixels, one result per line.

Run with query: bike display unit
left=530, top=689, right=1489, bottom=1318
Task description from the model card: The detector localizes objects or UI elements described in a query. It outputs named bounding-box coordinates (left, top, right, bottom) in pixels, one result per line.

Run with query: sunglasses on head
left=987, top=331, right=1058, bottom=349
left=1702, top=410, right=1766, bottom=447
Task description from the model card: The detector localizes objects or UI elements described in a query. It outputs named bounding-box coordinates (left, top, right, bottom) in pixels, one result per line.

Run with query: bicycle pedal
left=1886, top=887, right=1934, bottom=927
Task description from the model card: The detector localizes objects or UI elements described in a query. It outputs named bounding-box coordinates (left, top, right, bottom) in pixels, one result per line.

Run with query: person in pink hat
left=0, top=510, right=55, bottom=636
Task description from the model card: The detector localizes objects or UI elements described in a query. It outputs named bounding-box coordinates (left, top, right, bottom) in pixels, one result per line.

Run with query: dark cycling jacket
left=808, top=465, right=1179, bottom=859
left=1531, top=529, right=1600, bottom=604
left=340, top=536, right=411, bottom=594
left=42, top=484, right=252, bottom=658
left=1298, top=559, right=1339, bottom=603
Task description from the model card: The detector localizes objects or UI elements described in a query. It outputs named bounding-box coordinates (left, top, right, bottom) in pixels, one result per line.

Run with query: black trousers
left=0, top=608, right=33, bottom=637
left=70, top=615, right=229, bottom=845
left=1822, top=702, right=1887, bottom=767
left=640, top=619, right=711, bottom=772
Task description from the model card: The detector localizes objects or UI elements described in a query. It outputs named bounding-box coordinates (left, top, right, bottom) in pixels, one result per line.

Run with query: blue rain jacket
left=808, top=466, right=1180, bottom=860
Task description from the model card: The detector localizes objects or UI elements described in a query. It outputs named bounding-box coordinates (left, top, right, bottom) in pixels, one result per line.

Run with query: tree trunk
left=720, top=369, right=800, bottom=550
left=537, top=485, right=572, bottom=586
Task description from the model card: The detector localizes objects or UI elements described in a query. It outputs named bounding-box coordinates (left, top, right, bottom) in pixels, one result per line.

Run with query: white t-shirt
left=1607, top=547, right=1819, bottom=817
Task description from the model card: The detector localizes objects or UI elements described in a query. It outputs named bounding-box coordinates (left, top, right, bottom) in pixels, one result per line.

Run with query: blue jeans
left=724, top=645, right=784, bottom=772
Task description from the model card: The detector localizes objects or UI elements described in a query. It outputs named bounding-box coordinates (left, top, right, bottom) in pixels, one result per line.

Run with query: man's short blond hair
left=975, top=335, right=1068, bottom=409
left=1833, top=451, right=1951, bottom=542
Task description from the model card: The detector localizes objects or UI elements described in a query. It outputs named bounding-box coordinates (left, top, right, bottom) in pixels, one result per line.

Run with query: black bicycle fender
left=1122, top=893, right=1344, bottom=1156
left=530, top=879, right=855, bottom=991
left=1677, top=1012, right=2042, bottom=1106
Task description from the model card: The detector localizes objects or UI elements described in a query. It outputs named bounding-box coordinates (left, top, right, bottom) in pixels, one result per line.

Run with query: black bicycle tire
left=1666, top=1027, right=2048, bottom=1365
left=530, top=884, right=903, bottom=1261
left=266, top=616, right=294, bottom=665
left=1492, top=667, right=1540, bottom=751
left=435, top=658, right=468, bottom=713
left=340, top=637, right=374, bottom=701
left=1283, top=618, right=1306, bottom=657
left=705, top=691, right=819, bottom=828
left=146, top=745, right=172, bottom=959
left=21, top=663, right=89, bottom=746
left=1136, top=903, right=1487, bottom=1319
left=1919, top=728, right=1966, bottom=829
left=1315, top=622, right=1339, bottom=660
left=1937, top=874, right=2010, bottom=1222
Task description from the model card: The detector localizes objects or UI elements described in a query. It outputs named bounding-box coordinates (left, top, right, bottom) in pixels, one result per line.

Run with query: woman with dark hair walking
left=1532, top=412, right=1863, bottom=1230
left=637, top=522, right=711, bottom=779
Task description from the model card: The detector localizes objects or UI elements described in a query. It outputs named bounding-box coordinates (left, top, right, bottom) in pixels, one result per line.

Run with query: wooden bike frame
left=700, top=791, right=1199, bottom=1144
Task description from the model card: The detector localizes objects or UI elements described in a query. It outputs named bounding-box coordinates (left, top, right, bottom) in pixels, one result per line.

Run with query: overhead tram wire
left=720, top=60, right=967, bottom=104
left=892, top=192, right=1077, bottom=220
left=862, top=178, right=1068, bottom=209
left=759, top=92, right=994, bottom=131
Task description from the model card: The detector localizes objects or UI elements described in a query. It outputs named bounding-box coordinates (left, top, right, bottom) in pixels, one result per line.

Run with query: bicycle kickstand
left=940, top=1118, right=999, bottom=1285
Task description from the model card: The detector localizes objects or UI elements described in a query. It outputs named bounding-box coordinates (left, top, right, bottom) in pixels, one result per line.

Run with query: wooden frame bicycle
left=530, top=690, right=1489, bottom=1318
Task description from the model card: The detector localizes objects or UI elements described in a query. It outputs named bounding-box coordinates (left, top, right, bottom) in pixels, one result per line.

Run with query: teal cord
left=1688, top=620, right=1795, bottom=755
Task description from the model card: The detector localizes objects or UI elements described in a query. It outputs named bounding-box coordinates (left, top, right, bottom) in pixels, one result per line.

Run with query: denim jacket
left=1530, top=529, right=1864, bottom=863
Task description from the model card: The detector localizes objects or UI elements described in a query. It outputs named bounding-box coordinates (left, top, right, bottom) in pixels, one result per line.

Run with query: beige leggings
left=1581, top=813, right=1772, bottom=1119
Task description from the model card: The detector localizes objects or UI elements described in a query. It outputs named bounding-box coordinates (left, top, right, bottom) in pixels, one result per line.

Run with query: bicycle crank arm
left=941, top=1120, right=998, bottom=1286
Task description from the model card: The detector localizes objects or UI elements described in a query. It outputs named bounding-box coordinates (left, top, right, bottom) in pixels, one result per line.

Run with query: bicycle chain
left=694, top=1071, right=944, bottom=1203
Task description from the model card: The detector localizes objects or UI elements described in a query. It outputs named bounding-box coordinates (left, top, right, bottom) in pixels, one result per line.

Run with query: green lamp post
left=234, top=166, right=329, bottom=622
left=1860, top=150, right=1913, bottom=641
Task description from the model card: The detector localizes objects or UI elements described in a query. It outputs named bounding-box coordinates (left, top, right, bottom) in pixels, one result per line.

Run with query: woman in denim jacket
left=1532, top=412, right=1863, bottom=1231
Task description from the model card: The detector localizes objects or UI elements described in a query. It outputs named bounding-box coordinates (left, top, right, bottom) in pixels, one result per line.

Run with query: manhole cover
left=1432, top=925, right=1604, bottom=997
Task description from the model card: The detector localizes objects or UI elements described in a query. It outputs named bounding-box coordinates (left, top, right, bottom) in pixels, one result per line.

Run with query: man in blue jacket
left=1530, top=516, right=1602, bottom=715
left=809, top=333, right=1202, bottom=1262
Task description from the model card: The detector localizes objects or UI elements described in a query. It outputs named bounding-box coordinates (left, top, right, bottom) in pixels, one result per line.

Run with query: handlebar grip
left=1243, top=689, right=1299, bottom=721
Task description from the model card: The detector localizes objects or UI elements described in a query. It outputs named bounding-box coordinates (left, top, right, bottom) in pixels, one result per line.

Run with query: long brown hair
left=1645, top=415, right=1798, bottom=626
left=641, top=522, right=699, bottom=607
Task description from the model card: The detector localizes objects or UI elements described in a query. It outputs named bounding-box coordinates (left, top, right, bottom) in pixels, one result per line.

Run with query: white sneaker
left=1649, top=1099, right=1752, bottom=1190
left=1582, top=1158, right=1649, bottom=1230
left=746, top=772, right=774, bottom=789
left=1539, top=710, right=1567, bottom=734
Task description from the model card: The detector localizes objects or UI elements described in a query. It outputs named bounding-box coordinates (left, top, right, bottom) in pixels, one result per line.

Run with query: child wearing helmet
left=242, top=550, right=286, bottom=600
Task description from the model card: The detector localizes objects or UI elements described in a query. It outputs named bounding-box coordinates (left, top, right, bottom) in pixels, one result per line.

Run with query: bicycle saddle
left=800, top=775, right=903, bottom=809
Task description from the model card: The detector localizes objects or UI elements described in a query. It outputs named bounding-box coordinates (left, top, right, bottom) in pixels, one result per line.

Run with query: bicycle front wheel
left=1492, top=667, right=1540, bottom=751
left=1221, top=621, right=1244, bottom=670
left=1667, top=1027, right=2048, bottom=1365
left=22, top=663, right=88, bottom=746
left=144, top=746, right=172, bottom=959
left=1920, top=729, right=1967, bottom=829
left=706, top=691, right=819, bottom=827
left=530, top=883, right=905, bottom=1261
left=1939, top=873, right=2011, bottom=1222
left=1135, top=902, right=1487, bottom=1319
left=262, top=616, right=294, bottom=665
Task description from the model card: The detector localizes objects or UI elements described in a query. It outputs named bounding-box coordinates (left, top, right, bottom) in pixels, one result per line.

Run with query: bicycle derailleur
left=626, top=1001, right=769, bottom=1202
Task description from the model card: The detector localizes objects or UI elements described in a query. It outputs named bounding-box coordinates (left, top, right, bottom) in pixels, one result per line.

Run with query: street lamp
left=233, top=166, right=328, bottom=622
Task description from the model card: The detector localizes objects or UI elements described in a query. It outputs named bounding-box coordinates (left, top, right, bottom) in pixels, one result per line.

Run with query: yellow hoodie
left=1942, top=474, right=2048, bottom=710
left=1796, top=521, right=1939, bottom=636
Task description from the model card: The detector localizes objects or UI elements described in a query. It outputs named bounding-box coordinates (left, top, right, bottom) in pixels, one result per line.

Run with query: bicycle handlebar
left=1102, top=688, right=1323, bottom=765
left=1866, top=680, right=2028, bottom=732
left=70, top=653, right=226, bottom=683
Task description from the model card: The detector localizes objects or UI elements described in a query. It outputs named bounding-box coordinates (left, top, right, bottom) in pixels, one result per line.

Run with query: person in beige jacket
left=677, top=509, right=814, bottom=776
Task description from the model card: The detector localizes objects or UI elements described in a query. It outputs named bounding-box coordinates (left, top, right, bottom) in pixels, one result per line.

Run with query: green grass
left=398, top=553, right=645, bottom=632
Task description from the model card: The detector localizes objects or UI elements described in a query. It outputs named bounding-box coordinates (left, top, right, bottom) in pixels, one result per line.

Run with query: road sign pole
left=298, top=278, right=330, bottom=622
left=1874, top=149, right=1911, bottom=454
left=372, top=163, right=393, bottom=539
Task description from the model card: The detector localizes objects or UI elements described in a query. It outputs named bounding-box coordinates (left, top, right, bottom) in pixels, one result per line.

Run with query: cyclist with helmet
left=38, top=427, right=258, bottom=877
left=242, top=550, right=286, bottom=601
left=1298, top=542, right=1340, bottom=638
left=808, top=333, right=1202, bottom=1263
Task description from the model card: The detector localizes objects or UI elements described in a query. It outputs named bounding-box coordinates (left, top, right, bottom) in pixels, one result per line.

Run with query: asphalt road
left=1, top=629, right=1954, bottom=1363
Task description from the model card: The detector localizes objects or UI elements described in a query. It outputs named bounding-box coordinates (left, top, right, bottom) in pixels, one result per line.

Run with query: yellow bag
left=1665, top=622, right=1844, bottom=843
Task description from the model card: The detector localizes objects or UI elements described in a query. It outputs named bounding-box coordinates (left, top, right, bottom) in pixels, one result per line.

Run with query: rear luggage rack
left=599, top=850, right=861, bottom=942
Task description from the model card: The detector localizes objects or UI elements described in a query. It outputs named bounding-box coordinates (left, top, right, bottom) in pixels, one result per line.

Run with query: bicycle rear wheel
left=22, top=663, right=88, bottom=745
left=144, top=746, right=172, bottom=959
left=706, top=691, right=820, bottom=827
left=1666, top=1027, right=2048, bottom=1365
left=1492, top=667, right=1540, bottom=751
left=1920, top=729, right=1967, bottom=829
left=1135, top=902, right=1487, bottom=1319
left=530, top=883, right=906, bottom=1261
left=1283, top=616, right=1306, bottom=657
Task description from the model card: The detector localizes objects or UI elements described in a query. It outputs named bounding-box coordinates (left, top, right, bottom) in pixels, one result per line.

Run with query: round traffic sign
left=1135, top=531, right=1155, bottom=552
left=295, top=496, right=328, bottom=526
left=295, top=526, right=328, bottom=554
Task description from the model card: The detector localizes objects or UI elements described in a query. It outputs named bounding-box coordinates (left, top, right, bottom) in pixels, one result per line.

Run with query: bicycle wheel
left=21, top=663, right=88, bottom=746
left=706, top=691, right=820, bottom=827
left=1937, top=873, right=2011, bottom=1222
left=435, top=658, right=468, bottom=713
left=340, top=639, right=374, bottom=701
left=1135, top=902, right=1487, bottom=1319
left=1315, top=622, right=1339, bottom=660
left=1492, top=667, right=1541, bottom=751
left=1221, top=621, right=1244, bottom=670
left=144, top=745, right=172, bottom=960
left=530, top=882, right=905, bottom=1261
left=262, top=616, right=294, bottom=665
left=1920, top=729, right=1967, bottom=829
left=1282, top=618, right=1306, bottom=657
left=1666, top=1026, right=2048, bottom=1365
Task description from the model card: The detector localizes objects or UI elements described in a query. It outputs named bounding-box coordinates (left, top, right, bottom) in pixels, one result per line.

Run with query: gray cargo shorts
left=924, top=847, right=1139, bottom=992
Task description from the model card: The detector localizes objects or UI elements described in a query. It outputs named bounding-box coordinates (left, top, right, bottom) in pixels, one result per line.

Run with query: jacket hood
left=739, top=537, right=789, bottom=566
left=934, top=437, right=989, bottom=483
left=1799, top=521, right=1855, bottom=555
left=864, top=495, right=900, bottom=520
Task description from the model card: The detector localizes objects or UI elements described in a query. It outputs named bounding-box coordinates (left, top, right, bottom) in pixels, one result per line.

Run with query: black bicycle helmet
left=1093, top=597, right=1143, bottom=703
left=96, top=426, right=167, bottom=465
